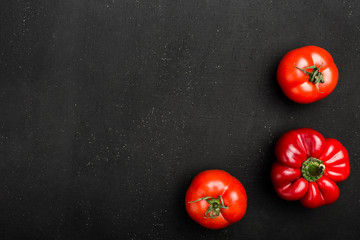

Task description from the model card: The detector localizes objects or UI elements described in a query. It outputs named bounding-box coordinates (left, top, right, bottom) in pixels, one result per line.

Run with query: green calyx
left=301, top=157, right=325, bottom=182
left=295, top=64, right=325, bottom=93
left=188, top=195, right=228, bottom=219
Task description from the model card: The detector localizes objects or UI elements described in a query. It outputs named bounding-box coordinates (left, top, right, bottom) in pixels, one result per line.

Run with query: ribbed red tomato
left=277, top=46, right=338, bottom=104
left=271, top=128, right=350, bottom=208
left=185, top=170, right=247, bottom=229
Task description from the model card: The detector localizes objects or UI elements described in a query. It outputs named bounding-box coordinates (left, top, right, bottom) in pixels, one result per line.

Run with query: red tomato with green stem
left=185, top=170, right=247, bottom=229
left=277, top=46, right=338, bottom=104
left=271, top=128, right=350, bottom=208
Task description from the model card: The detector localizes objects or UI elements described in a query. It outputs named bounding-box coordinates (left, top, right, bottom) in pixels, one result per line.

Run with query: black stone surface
left=1, top=0, right=360, bottom=239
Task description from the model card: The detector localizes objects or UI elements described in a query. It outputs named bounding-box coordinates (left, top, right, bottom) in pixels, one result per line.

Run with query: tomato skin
left=185, top=170, right=247, bottom=229
left=277, top=46, right=338, bottom=104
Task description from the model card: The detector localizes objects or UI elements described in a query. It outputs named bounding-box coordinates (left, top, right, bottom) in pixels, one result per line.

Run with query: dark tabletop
left=1, top=0, right=360, bottom=239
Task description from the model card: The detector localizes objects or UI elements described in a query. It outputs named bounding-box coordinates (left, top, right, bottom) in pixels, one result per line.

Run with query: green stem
left=295, top=64, right=325, bottom=93
left=188, top=195, right=228, bottom=219
left=301, top=157, right=325, bottom=182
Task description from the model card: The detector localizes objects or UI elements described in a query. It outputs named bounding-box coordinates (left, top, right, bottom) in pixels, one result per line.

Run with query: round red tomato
left=277, top=46, right=338, bottom=104
left=185, top=170, right=247, bottom=229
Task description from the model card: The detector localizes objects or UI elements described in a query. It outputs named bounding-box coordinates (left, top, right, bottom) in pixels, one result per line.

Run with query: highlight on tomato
left=277, top=46, right=338, bottom=104
left=185, top=170, right=247, bottom=229
left=271, top=128, right=350, bottom=208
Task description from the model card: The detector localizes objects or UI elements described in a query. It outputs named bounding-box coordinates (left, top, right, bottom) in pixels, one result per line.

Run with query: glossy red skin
left=277, top=46, right=338, bottom=104
left=271, top=128, right=350, bottom=208
left=185, top=170, right=247, bottom=229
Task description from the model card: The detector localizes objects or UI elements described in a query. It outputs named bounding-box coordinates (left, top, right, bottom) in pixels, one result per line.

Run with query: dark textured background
left=1, top=0, right=360, bottom=239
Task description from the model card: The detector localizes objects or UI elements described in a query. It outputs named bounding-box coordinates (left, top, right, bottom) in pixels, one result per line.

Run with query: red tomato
left=271, top=128, right=350, bottom=208
left=277, top=46, right=338, bottom=104
left=185, top=170, right=247, bottom=229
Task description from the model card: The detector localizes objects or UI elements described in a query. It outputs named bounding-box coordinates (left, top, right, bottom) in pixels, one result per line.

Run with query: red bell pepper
left=271, top=128, right=350, bottom=208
